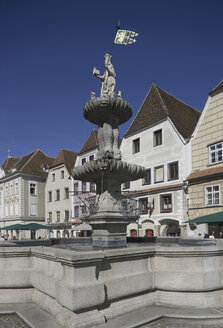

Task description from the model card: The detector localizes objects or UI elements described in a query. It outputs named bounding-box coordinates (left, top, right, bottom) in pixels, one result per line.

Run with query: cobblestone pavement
left=0, top=314, right=31, bottom=328
left=139, top=317, right=223, bottom=328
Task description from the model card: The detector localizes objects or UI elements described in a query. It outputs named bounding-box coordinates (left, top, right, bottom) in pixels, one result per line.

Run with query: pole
left=109, top=21, right=120, bottom=56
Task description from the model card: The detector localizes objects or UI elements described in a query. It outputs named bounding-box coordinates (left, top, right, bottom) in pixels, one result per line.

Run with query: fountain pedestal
left=73, top=157, right=145, bottom=248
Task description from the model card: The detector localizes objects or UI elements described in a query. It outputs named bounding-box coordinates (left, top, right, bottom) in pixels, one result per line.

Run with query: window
left=10, top=204, right=13, bottom=216
left=142, top=169, right=151, bottom=185
left=52, top=173, right=55, bottom=182
left=81, top=158, right=86, bottom=165
left=90, top=182, right=96, bottom=192
left=56, top=211, right=60, bottom=222
left=15, top=203, right=18, bottom=216
left=64, top=188, right=69, bottom=199
left=209, top=142, right=223, bottom=164
left=61, top=170, right=64, bottom=179
left=15, top=183, right=18, bottom=194
left=10, top=184, right=13, bottom=195
left=5, top=186, right=8, bottom=197
left=30, top=183, right=36, bottom=195
left=153, top=129, right=162, bottom=147
left=160, top=194, right=172, bottom=213
left=154, top=165, right=164, bottom=183
left=89, top=155, right=94, bottom=161
left=48, top=212, right=52, bottom=223
left=82, top=182, right=87, bottom=192
left=74, top=206, right=79, bottom=218
left=205, top=185, right=220, bottom=206
left=81, top=205, right=86, bottom=215
left=139, top=197, right=148, bottom=215
left=132, top=138, right=140, bottom=154
left=168, top=162, right=179, bottom=180
left=56, top=189, right=60, bottom=201
left=73, top=183, right=78, bottom=193
left=48, top=191, right=52, bottom=202
left=123, top=181, right=130, bottom=189
left=30, top=204, right=37, bottom=216
left=130, top=229, right=137, bottom=237
left=64, top=210, right=69, bottom=221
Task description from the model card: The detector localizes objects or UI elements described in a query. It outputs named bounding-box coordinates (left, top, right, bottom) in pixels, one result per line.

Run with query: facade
left=45, top=149, right=77, bottom=238
left=121, top=83, right=200, bottom=237
left=0, top=150, right=54, bottom=239
left=72, top=129, right=98, bottom=231
left=187, top=80, right=223, bottom=237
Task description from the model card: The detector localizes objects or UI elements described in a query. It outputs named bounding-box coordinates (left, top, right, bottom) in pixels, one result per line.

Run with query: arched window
left=145, top=229, right=154, bottom=237
left=130, top=229, right=137, bottom=237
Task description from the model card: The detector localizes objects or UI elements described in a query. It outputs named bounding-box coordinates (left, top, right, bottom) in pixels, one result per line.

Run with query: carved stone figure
left=93, top=53, right=116, bottom=98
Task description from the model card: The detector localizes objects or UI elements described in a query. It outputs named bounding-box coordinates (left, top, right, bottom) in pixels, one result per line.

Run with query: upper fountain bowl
left=83, top=97, right=132, bottom=126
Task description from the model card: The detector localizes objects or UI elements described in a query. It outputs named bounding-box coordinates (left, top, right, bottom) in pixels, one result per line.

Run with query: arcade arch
left=158, top=218, right=180, bottom=237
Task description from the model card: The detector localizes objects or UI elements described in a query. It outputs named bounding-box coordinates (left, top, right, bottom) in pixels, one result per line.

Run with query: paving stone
left=140, top=317, right=223, bottom=328
left=0, top=313, right=31, bottom=328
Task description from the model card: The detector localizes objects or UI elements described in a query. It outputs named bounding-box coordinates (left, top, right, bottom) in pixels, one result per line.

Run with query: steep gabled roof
left=52, top=149, right=78, bottom=175
left=80, top=129, right=98, bottom=154
left=124, top=83, right=201, bottom=140
left=5, top=150, right=55, bottom=176
left=209, top=80, right=223, bottom=96
left=1, top=157, right=20, bottom=174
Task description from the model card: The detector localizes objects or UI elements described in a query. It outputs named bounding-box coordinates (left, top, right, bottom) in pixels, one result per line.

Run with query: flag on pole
left=114, top=29, right=139, bottom=45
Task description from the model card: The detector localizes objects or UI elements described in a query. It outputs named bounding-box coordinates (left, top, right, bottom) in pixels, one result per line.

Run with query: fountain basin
left=72, top=158, right=145, bottom=183
left=83, top=97, right=132, bottom=125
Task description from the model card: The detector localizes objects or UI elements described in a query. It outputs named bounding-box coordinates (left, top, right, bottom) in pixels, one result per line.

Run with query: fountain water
left=72, top=54, right=145, bottom=248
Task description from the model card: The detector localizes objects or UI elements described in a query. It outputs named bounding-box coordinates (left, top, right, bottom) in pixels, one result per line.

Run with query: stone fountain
left=72, top=53, right=145, bottom=248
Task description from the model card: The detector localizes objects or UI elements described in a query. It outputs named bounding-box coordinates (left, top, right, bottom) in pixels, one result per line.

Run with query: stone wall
left=1, top=242, right=223, bottom=328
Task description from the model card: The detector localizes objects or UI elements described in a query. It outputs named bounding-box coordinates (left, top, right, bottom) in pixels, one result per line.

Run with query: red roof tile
left=124, top=83, right=200, bottom=140
left=187, top=166, right=223, bottom=181
left=52, top=149, right=78, bottom=175
left=80, top=129, right=98, bottom=154
left=1, top=150, right=55, bottom=176
left=1, top=157, right=20, bottom=173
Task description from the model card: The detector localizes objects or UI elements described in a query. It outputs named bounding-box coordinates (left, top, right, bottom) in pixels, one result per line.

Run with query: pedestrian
left=209, top=232, right=215, bottom=239
left=219, top=232, right=223, bottom=239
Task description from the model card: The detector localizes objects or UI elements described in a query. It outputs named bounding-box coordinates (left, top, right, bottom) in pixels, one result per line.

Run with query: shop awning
left=184, top=211, right=223, bottom=224
left=72, top=223, right=92, bottom=231
left=0, top=223, right=25, bottom=230
left=0, top=223, right=50, bottom=230
left=21, top=223, right=51, bottom=230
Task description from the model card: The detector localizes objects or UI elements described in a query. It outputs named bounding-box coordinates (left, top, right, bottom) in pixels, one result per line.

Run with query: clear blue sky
left=0, top=0, right=223, bottom=163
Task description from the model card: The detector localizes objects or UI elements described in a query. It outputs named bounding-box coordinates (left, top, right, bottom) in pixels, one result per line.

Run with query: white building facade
left=0, top=150, right=54, bottom=239
left=121, top=83, right=200, bottom=237
left=45, top=149, right=77, bottom=238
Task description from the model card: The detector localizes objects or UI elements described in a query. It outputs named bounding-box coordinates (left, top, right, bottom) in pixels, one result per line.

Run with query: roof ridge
left=11, top=150, right=35, bottom=171
left=19, top=150, right=39, bottom=172
left=154, top=84, right=169, bottom=115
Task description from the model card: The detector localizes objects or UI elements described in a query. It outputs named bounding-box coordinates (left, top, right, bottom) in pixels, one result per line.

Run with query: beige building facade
left=187, top=80, right=223, bottom=237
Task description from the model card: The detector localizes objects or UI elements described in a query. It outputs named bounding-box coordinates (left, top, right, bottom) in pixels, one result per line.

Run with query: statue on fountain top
left=93, top=53, right=116, bottom=98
